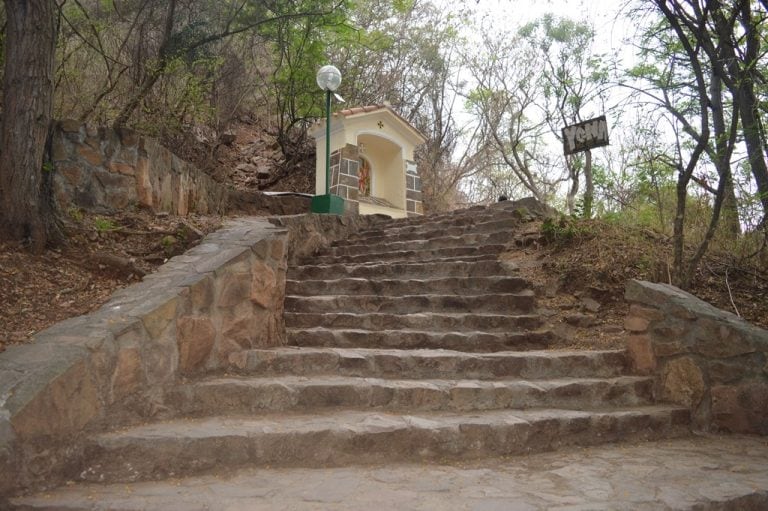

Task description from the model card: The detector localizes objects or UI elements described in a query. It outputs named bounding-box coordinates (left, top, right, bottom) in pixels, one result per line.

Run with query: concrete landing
left=11, top=435, right=768, bottom=510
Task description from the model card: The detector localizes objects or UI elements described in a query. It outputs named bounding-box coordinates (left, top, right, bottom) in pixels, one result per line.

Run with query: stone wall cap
left=627, top=280, right=715, bottom=311
left=626, top=279, right=768, bottom=347
left=0, top=343, right=90, bottom=416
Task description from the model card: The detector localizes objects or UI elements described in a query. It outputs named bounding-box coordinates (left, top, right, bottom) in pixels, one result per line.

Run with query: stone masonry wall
left=329, top=144, right=361, bottom=215
left=0, top=218, right=285, bottom=494
left=0, top=213, right=367, bottom=496
left=624, top=280, right=768, bottom=435
left=52, top=120, right=228, bottom=215
left=269, top=212, right=383, bottom=265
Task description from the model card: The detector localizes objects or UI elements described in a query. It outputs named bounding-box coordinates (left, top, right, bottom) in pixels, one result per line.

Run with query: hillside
left=2, top=178, right=766, bottom=353
left=510, top=219, right=768, bottom=351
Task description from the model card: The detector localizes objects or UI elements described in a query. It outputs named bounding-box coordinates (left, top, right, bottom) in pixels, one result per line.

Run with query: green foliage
left=392, top=0, right=415, bottom=13
left=541, top=215, right=590, bottom=244
left=93, top=217, right=117, bottom=232
left=165, top=21, right=214, bottom=64
left=254, top=0, right=353, bottom=149
left=161, top=234, right=178, bottom=256
left=67, top=206, right=84, bottom=223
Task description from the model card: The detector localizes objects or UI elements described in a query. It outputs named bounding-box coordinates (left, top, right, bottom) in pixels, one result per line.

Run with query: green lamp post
left=311, top=64, right=346, bottom=215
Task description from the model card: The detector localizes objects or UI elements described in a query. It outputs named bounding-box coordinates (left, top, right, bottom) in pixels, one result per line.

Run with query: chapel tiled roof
left=325, top=103, right=427, bottom=143
left=336, top=104, right=387, bottom=116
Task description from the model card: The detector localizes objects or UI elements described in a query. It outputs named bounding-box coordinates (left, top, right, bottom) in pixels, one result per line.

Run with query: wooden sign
left=562, top=116, right=609, bottom=155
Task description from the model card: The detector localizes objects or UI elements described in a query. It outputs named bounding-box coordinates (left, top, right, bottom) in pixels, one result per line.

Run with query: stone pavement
left=11, top=435, right=768, bottom=510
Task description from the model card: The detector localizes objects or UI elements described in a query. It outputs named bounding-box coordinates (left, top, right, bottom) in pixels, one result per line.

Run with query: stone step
left=343, top=217, right=525, bottom=245
left=290, top=259, right=507, bottom=281
left=230, top=347, right=629, bottom=380
left=286, top=328, right=552, bottom=351
left=284, top=312, right=543, bottom=332
left=166, top=375, right=655, bottom=417
left=361, top=202, right=530, bottom=235
left=284, top=291, right=536, bottom=314
left=352, top=207, right=511, bottom=238
left=14, top=436, right=766, bottom=511
left=327, top=231, right=511, bottom=257
left=311, top=244, right=507, bottom=265
left=74, top=406, right=690, bottom=484
left=285, top=276, right=531, bottom=297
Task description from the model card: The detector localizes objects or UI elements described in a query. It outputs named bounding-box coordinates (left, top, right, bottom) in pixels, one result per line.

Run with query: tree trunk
left=565, top=156, right=579, bottom=216
left=710, top=70, right=741, bottom=238
left=737, top=88, right=768, bottom=222
left=737, top=0, right=768, bottom=223
left=583, top=149, right=593, bottom=219
left=711, top=0, right=768, bottom=223
left=0, top=0, right=60, bottom=253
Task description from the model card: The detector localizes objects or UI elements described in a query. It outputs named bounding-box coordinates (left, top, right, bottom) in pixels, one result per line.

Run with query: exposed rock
left=178, top=220, right=204, bottom=243
left=564, top=313, right=598, bottom=328
left=495, top=196, right=558, bottom=219
left=236, top=163, right=257, bottom=174
left=580, top=297, right=601, bottom=313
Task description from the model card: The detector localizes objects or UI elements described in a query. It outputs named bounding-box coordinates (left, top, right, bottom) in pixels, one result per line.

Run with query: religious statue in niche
left=359, top=157, right=371, bottom=196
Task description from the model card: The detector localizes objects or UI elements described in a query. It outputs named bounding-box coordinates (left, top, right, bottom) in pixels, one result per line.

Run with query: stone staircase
left=8, top=203, right=695, bottom=509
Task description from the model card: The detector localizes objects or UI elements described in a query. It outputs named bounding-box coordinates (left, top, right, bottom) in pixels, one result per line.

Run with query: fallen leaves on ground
left=0, top=208, right=222, bottom=353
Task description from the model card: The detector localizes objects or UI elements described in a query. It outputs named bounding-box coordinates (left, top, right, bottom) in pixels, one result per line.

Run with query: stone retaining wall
left=0, top=213, right=364, bottom=496
left=624, top=280, right=768, bottom=435
left=269, top=212, right=383, bottom=265
left=52, top=120, right=228, bottom=215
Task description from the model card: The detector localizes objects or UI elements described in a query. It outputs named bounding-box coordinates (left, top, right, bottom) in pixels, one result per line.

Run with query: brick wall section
left=624, top=279, right=768, bottom=435
left=405, top=160, right=423, bottom=217
left=52, top=120, right=228, bottom=215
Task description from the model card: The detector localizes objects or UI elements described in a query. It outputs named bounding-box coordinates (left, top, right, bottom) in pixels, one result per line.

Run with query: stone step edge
left=12, top=436, right=767, bottom=511
left=291, top=257, right=505, bottom=272
left=283, top=311, right=544, bottom=329
left=225, top=346, right=629, bottom=378
left=348, top=215, right=523, bottom=237
left=285, top=326, right=549, bottom=335
left=283, top=311, right=542, bottom=320
left=285, top=291, right=535, bottom=300
left=164, top=375, right=655, bottom=416
left=75, top=406, right=691, bottom=484
left=331, top=231, right=512, bottom=252
left=231, top=346, right=628, bottom=358
left=285, top=281, right=533, bottom=296
left=285, top=276, right=529, bottom=285
left=351, top=212, right=519, bottom=237
left=186, top=374, right=651, bottom=387
left=310, top=247, right=508, bottom=264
